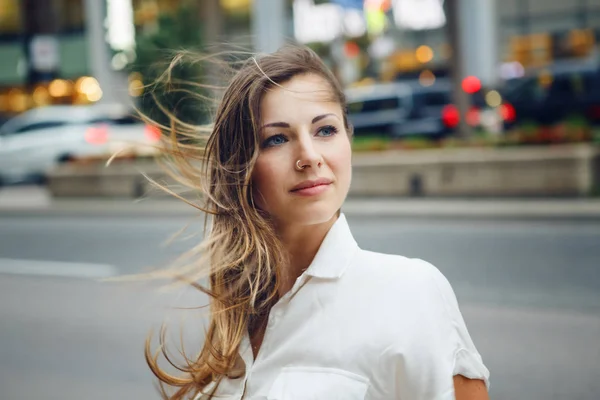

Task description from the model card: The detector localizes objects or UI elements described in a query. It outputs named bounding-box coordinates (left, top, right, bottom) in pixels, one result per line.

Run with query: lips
left=290, top=177, right=333, bottom=192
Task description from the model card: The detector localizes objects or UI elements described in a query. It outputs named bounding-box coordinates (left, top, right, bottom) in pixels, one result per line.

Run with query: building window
left=132, top=0, right=180, bottom=27
left=60, top=0, right=85, bottom=33
left=0, top=0, right=22, bottom=34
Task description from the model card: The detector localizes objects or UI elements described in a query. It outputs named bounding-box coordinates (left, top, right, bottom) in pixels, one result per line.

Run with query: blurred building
left=0, top=0, right=292, bottom=125
left=297, top=0, right=600, bottom=88
left=499, top=0, right=600, bottom=68
left=374, top=0, right=600, bottom=84
left=3, top=0, right=600, bottom=125
left=0, top=0, right=91, bottom=123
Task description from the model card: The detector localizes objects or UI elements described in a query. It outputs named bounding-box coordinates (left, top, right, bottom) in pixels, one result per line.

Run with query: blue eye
left=263, top=134, right=288, bottom=148
left=317, top=125, right=339, bottom=137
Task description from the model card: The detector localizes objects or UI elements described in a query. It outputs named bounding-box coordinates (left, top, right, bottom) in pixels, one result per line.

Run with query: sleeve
left=387, top=259, right=490, bottom=400
left=426, top=262, right=490, bottom=390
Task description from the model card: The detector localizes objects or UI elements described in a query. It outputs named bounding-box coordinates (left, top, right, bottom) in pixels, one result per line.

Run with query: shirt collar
left=303, top=213, right=359, bottom=279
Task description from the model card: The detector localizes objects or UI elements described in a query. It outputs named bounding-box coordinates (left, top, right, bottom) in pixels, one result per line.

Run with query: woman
left=146, top=45, right=490, bottom=400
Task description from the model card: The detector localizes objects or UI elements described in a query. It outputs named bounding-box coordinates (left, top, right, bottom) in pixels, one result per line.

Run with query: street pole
left=83, top=0, right=123, bottom=105
left=445, top=0, right=472, bottom=139
left=252, top=0, right=286, bottom=53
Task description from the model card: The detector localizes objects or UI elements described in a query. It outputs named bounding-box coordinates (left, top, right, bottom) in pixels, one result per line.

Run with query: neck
left=276, top=213, right=339, bottom=297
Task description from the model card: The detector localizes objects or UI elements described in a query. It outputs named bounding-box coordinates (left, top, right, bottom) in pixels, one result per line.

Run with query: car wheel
left=57, top=153, right=74, bottom=163
left=30, top=173, right=47, bottom=186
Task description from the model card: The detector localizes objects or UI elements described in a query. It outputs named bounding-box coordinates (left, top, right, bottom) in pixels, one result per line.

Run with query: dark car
left=501, top=60, right=600, bottom=126
left=346, top=78, right=513, bottom=139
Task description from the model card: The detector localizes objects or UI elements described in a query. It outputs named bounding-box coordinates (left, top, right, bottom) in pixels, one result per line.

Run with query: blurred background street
left=1, top=0, right=600, bottom=399
left=0, top=205, right=599, bottom=400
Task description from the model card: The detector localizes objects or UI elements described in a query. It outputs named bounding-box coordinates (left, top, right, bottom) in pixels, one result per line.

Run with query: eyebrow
left=261, top=113, right=338, bottom=130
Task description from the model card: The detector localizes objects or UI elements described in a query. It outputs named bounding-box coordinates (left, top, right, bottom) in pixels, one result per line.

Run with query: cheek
left=327, top=137, right=352, bottom=181
left=252, top=156, right=286, bottom=200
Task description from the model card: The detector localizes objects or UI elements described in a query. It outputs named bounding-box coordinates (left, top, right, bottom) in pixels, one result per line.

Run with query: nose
left=295, top=135, right=323, bottom=170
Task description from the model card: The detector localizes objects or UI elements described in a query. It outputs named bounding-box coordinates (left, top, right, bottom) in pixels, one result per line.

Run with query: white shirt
left=197, top=214, right=490, bottom=400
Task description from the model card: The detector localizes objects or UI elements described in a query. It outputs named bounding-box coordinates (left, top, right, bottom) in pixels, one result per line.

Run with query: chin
left=281, top=199, right=341, bottom=227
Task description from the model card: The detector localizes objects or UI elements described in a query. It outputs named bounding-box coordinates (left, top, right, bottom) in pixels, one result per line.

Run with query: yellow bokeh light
left=75, top=76, right=103, bottom=102
left=73, top=92, right=89, bottom=105
left=0, top=93, right=8, bottom=111
left=485, top=90, right=502, bottom=108
left=86, top=88, right=103, bottom=102
left=8, top=88, right=30, bottom=112
left=419, top=69, right=436, bottom=86
left=76, top=76, right=100, bottom=95
left=415, top=45, right=434, bottom=64
left=128, top=79, right=144, bottom=97
left=128, top=71, right=143, bottom=82
left=48, top=79, right=72, bottom=97
left=33, top=86, right=51, bottom=106
left=220, top=0, right=250, bottom=11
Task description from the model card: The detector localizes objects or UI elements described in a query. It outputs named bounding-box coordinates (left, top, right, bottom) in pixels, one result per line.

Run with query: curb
left=342, top=199, right=600, bottom=220
left=2, top=198, right=600, bottom=220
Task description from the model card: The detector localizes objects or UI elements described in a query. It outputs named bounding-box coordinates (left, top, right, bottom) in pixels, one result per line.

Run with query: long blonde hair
left=142, top=44, right=352, bottom=400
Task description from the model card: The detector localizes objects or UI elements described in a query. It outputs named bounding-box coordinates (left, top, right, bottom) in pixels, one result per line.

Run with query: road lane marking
left=0, top=258, right=118, bottom=279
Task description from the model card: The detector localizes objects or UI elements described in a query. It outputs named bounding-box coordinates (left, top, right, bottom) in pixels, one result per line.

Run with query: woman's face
left=252, top=73, right=352, bottom=227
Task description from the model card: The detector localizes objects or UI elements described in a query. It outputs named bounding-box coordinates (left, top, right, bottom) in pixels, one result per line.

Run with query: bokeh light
left=0, top=93, right=8, bottom=111
left=485, top=90, right=502, bottom=108
left=415, top=45, right=434, bottom=64
left=418, top=69, right=436, bottom=86
left=75, top=77, right=103, bottom=102
left=7, top=88, right=30, bottom=112
left=48, top=79, right=72, bottom=98
left=128, top=79, right=144, bottom=97
left=462, top=76, right=481, bottom=94
left=32, top=86, right=51, bottom=106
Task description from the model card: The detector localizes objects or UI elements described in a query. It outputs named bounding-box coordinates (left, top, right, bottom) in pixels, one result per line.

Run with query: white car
left=0, top=104, right=160, bottom=185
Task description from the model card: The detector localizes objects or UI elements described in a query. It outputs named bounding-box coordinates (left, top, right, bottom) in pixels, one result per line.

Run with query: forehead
left=260, top=74, right=341, bottom=121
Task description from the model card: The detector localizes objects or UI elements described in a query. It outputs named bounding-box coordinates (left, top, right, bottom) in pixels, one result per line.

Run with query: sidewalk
left=2, top=185, right=600, bottom=219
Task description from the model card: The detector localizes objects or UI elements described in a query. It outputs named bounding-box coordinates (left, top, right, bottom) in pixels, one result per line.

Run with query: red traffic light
left=462, top=76, right=481, bottom=94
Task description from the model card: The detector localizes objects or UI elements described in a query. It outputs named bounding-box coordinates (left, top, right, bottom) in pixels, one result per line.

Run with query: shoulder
left=355, top=249, right=465, bottom=323
left=341, top=249, right=457, bottom=315
left=339, top=250, right=463, bottom=356
left=351, top=249, right=451, bottom=293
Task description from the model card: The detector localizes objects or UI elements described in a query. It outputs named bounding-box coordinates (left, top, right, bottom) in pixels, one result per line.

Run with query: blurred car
left=0, top=104, right=160, bottom=185
left=346, top=79, right=515, bottom=139
left=346, top=82, right=412, bottom=136
left=501, top=60, right=600, bottom=126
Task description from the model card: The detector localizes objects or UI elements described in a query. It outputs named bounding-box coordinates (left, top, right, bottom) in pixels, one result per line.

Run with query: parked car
left=500, top=60, right=600, bottom=126
left=346, top=78, right=514, bottom=139
left=0, top=104, right=160, bottom=185
left=346, top=82, right=412, bottom=136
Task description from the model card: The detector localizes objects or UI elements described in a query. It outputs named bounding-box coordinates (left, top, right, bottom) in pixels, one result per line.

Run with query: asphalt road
left=0, top=213, right=599, bottom=400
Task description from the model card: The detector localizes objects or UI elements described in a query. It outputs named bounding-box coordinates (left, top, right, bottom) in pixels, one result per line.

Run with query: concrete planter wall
left=47, top=161, right=163, bottom=198
left=350, top=144, right=600, bottom=197
left=47, top=144, right=600, bottom=198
